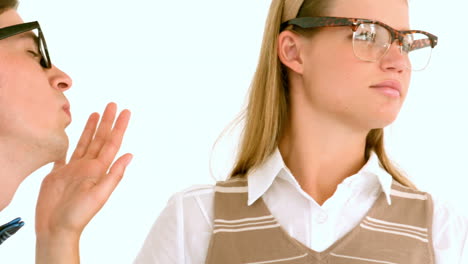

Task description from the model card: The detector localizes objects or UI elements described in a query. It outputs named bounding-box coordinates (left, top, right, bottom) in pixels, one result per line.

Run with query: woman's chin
left=369, top=115, right=400, bottom=130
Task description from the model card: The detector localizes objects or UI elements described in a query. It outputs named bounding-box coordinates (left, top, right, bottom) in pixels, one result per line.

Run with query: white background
left=1, top=0, right=467, bottom=263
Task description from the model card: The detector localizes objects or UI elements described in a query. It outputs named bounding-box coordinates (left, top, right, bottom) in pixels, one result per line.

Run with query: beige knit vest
left=205, top=178, right=435, bottom=264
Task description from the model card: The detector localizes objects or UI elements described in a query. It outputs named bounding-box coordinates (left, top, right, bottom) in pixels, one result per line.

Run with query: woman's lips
left=370, top=80, right=402, bottom=98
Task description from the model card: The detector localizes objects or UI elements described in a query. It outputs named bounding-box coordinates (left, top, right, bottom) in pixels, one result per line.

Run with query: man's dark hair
left=0, top=0, right=18, bottom=15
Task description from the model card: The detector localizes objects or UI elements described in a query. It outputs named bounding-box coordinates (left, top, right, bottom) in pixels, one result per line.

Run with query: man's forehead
left=0, top=8, right=38, bottom=45
left=0, top=9, right=23, bottom=28
left=15, top=31, right=39, bottom=44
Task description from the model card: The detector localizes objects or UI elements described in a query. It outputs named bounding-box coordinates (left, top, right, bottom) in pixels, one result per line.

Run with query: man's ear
left=277, top=30, right=304, bottom=74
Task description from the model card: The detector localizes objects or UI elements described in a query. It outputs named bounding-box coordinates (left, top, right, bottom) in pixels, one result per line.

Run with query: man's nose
left=47, top=64, right=73, bottom=91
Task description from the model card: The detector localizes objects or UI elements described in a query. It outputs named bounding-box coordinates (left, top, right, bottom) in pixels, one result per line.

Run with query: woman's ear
left=277, top=30, right=304, bottom=74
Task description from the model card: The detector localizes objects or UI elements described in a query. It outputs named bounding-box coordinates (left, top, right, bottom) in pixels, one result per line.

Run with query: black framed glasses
left=281, top=17, right=439, bottom=71
left=0, top=21, right=51, bottom=69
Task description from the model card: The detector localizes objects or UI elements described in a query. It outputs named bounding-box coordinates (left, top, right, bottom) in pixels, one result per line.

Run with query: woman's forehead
left=326, top=0, right=410, bottom=30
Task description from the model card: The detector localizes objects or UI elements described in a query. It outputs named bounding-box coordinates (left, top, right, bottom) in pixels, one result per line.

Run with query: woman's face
left=296, top=0, right=411, bottom=131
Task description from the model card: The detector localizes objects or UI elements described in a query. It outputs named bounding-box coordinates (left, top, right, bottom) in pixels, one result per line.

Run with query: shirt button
left=315, top=212, right=328, bottom=224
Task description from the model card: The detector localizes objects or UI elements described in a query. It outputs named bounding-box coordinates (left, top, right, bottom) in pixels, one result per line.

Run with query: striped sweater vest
left=205, top=178, right=435, bottom=264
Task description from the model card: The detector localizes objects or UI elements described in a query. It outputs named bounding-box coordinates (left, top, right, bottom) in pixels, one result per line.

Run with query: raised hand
left=35, top=103, right=132, bottom=264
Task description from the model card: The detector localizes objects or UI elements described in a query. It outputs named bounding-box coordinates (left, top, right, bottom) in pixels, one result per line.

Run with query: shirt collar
left=360, top=152, right=393, bottom=205
left=247, top=149, right=284, bottom=206
left=247, top=148, right=394, bottom=206
left=0, top=217, right=24, bottom=245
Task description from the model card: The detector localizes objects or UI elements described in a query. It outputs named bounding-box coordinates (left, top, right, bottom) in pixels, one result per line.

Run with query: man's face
left=0, top=9, right=73, bottom=162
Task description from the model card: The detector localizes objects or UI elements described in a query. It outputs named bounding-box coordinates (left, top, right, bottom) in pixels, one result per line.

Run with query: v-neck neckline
left=257, top=182, right=392, bottom=261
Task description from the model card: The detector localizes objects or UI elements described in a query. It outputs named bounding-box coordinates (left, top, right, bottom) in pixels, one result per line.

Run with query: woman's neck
left=278, top=110, right=368, bottom=206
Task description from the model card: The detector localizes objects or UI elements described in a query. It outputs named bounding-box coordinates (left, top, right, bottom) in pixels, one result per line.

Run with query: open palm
left=35, top=103, right=132, bottom=237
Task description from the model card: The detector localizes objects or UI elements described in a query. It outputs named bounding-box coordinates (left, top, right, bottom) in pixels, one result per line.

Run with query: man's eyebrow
left=15, top=32, right=39, bottom=45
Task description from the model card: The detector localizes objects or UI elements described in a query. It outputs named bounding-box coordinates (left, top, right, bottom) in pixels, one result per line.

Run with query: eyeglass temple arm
left=0, top=23, right=38, bottom=41
left=410, top=39, right=436, bottom=52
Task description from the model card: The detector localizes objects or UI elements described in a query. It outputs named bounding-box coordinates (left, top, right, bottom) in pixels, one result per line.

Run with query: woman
left=135, top=0, right=467, bottom=263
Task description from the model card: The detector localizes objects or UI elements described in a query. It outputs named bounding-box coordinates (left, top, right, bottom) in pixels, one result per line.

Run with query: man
left=0, top=0, right=132, bottom=263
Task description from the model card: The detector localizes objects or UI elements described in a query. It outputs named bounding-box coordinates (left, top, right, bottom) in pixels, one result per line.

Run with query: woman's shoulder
left=164, top=178, right=247, bottom=222
left=431, top=195, right=467, bottom=225
left=147, top=183, right=217, bottom=236
left=171, top=184, right=216, bottom=200
left=164, top=184, right=216, bottom=213
left=166, top=177, right=247, bottom=205
left=135, top=183, right=218, bottom=263
left=430, top=195, right=468, bottom=255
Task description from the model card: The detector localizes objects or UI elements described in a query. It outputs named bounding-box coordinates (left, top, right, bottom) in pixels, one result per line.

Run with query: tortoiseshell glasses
left=0, top=21, right=51, bottom=69
left=281, top=17, right=438, bottom=71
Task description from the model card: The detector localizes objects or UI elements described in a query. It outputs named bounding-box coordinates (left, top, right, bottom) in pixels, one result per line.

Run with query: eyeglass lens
left=352, top=23, right=433, bottom=71
left=27, top=28, right=50, bottom=68
left=37, top=31, right=50, bottom=68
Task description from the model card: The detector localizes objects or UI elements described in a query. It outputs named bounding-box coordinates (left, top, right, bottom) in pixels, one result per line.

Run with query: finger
left=95, top=153, right=133, bottom=200
left=52, top=157, right=66, bottom=171
left=85, top=103, right=117, bottom=159
left=97, top=109, right=131, bottom=166
left=70, top=112, right=100, bottom=161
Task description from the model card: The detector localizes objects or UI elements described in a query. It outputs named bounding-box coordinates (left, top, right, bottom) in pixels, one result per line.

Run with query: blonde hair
left=228, top=0, right=416, bottom=189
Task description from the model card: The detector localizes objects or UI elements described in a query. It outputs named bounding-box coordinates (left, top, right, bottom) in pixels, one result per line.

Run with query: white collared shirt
left=134, top=149, right=468, bottom=264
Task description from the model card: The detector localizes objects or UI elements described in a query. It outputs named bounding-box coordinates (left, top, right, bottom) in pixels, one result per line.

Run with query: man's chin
left=44, top=133, right=69, bottom=164
left=0, top=183, right=19, bottom=212
left=0, top=198, right=12, bottom=212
